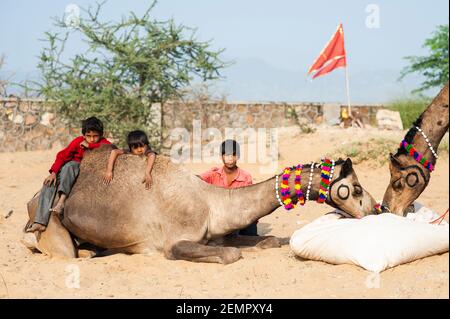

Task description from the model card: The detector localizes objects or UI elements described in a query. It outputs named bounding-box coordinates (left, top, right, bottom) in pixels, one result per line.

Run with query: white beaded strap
left=305, top=162, right=315, bottom=201
left=275, top=175, right=284, bottom=207
left=415, top=126, right=439, bottom=159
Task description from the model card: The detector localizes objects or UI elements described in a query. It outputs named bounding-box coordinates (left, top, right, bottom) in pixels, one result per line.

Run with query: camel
left=23, top=147, right=377, bottom=264
left=382, top=82, right=449, bottom=216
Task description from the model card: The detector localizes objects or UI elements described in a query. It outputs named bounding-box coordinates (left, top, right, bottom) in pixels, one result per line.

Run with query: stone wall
left=160, top=100, right=384, bottom=150
left=0, top=97, right=385, bottom=152
left=0, top=97, right=73, bottom=152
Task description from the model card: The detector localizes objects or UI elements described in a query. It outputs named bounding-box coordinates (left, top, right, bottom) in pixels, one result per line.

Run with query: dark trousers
left=34, top=161, right=80, bottom=226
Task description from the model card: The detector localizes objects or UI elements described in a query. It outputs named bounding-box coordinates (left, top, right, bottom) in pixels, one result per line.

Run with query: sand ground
left=0, top=126, right=448, bottom=298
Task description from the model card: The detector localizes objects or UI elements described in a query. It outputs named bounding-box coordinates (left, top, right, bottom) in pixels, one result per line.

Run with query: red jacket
left=49, top=136, right=111, bottom=174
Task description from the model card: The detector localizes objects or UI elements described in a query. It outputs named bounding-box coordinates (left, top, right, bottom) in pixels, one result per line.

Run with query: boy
left=200, top=139, right=258, bottom=236
left=103, top=130, right=156, bottom=189
left=26, top=117, right=111, bottom=233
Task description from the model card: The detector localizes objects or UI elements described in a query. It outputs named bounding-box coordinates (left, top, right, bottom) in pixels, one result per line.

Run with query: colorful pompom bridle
left=275, top=159, right=335, bottom=211
left=398, top=125, right=438, bottom=172
left=317, top=159, right=335, bottom=204
left=275, top=164, right=304, bottom=210
left=400, top=140, right=434, bottom=172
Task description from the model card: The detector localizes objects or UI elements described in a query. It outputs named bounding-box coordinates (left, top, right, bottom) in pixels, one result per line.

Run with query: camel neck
left=410, top=85, right=449, bottom=165
left=206, top=163, right=341, bottom=237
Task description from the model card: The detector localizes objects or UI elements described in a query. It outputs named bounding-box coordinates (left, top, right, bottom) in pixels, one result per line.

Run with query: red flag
left=307, top=23, right=347, bottom=79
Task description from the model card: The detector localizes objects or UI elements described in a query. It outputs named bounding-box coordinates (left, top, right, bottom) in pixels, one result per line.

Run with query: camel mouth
left=380, top=203, right=391, bottom=214
left=380, top=202, right=414, bottom=216
left=402, top=204, right=416, bottom=216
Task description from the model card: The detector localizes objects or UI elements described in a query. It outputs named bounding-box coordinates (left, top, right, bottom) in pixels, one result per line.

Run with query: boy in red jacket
left=26, top=117, right=111, bottom=233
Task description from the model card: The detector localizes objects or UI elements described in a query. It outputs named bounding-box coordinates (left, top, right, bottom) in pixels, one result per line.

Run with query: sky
left=0, top=0, right=448, bottom=103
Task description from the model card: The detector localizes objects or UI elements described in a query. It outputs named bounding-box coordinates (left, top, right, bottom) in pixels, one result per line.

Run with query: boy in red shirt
left=200, top=139, right=258, bottom=236
left=26, top=117, right=111, bottom=233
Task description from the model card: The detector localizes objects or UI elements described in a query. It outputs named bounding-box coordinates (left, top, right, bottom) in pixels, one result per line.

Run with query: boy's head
left=82, top=117, right=104, bottom=144
left=127, top=130, right=149, bottom=155
left=220, top=139, right=240, bottom=169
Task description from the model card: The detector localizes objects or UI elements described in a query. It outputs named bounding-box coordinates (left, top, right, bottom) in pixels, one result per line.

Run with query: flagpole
left=344, top=65, right=351, bottom=116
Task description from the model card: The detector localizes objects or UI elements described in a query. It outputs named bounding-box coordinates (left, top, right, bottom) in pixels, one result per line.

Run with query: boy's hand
left=44, top=172, right=57, bottom=186
left=80, top=140, right=89, bottom=149
left=103, top=171, right=114, bottom=185
left=142, top=174, right=153, bottom=190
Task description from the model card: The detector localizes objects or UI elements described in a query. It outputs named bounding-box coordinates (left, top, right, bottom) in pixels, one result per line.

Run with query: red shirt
left=200, top=166, right=253, bottom=188
left=49, top=136, right=111, bottom=174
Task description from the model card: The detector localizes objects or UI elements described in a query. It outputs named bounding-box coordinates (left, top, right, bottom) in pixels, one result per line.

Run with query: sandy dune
left=0, top=127, right=448, bottom=298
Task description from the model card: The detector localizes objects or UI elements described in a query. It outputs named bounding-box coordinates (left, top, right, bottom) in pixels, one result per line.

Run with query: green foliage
left=285, top=105, right=316, bottom=134
left=33, top=1, right=227, bottom=148
left=387, top=96, right=431, bottom=128
left=0, top=54, right=9, bottom=97
left=400, top=24, right=449, bottom=92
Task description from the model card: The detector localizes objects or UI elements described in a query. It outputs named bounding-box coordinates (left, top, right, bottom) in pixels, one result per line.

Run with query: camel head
left=381, top=82, right=448, bottom=216
left=381, top=152, right=430, bottom=216
left=326, top=158, right=378, bottom=218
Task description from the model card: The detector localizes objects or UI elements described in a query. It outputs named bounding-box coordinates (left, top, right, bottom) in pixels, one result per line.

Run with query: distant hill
left=217, top=58, right=439, bottom=103
left=1, top=58, right=439, bottom=102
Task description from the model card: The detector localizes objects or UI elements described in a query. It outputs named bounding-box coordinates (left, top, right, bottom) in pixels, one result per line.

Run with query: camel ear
left=340, top=158, right=353, bottom=177
left=389, top=153, right=401, bottom=168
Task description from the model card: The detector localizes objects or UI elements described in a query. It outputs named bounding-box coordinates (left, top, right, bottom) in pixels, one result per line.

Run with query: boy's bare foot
left=26, top=222, right=47, bottom=233
left=49, top=203, right=64, bottom=215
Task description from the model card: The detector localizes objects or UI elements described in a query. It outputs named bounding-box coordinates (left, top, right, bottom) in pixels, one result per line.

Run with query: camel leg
left=166, top=240, right=242, bottom=264
left=23, top=191, right=77, bottom=258
left=222, top=235, right=281, bottom=249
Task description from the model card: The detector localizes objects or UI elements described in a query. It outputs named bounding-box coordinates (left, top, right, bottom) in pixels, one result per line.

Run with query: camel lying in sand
left=23, top=147, right=377, bottom=264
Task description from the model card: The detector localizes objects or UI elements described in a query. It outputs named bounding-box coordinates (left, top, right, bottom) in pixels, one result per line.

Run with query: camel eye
left=353, top=184, right=363, bottom=196
left=392, top=178, right=403, bottom=191
left=406, top=172, right=419, bottom=187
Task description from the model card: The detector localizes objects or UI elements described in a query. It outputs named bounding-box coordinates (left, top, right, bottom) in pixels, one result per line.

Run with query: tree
left=34, top=1, right=227, bottom=148
left=400, top=24, right=449, bottom=93
left=0, top=54, right=10, bottom=97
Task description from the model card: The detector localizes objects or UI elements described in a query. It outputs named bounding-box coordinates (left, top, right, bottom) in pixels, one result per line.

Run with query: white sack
left=290, top=203, right=449, bottom=272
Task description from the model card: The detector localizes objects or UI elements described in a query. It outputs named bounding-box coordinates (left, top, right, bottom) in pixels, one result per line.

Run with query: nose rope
left=430, top=208, right=449, bottom=225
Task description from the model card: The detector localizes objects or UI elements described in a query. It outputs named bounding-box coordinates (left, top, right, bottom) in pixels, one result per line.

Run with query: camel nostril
left=359, top=200, right=362, bottom=206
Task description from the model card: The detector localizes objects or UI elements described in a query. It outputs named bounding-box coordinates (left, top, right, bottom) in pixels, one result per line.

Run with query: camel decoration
left=23, top=146, right=377, bottom=264
left=382, top=82, right=449, bottom=216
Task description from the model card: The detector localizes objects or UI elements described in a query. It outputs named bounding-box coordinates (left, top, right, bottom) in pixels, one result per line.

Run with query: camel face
left=328, top=158, right=378, bottom=218
left=382, top=154, right=430, bottom=216
left=382, top=83, right=448, bottom=216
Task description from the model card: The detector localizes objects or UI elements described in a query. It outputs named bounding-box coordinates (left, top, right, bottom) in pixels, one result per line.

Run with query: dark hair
left=82, top=117, right=104, bottom=135
left=127, top=130, right=149, bottom=150
left=220, top=139, right=240, bottom=158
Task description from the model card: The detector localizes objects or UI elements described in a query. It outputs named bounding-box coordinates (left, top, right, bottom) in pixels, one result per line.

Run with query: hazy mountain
left=217, top=57, right=437, bottom=103
left=1, top=58, right=438, bottom=103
